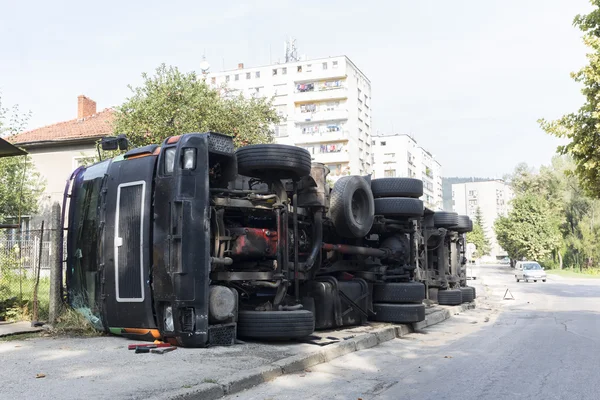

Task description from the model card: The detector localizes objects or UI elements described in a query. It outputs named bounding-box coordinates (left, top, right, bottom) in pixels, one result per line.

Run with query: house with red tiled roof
left=9, top=95, right=114, bottom=208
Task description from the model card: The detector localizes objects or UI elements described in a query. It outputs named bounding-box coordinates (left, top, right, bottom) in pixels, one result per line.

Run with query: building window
left=469, top=199, right=478, bottom=207
left=380, top=141, right=386, bottom=146
left=306, top=64, right=312, bottom=72
left=282, top=67, right=287, bottom=75
left=274, top=124, right=288, bottom=137
left=211, top=77, right=216, bottom=84
left=246, top=72, right=251, bottom=79
left=384, top=169, right=396, bottom=177
left=384, top=153, right=395, bottom=158
left=272, top=69, right=278, bottom=76
left=235, top=74, right=239, bottom=81
left=255, top=71, right=261, bottom=78
left=333, top=61, right=338, bottom=69
left=468, top=190, right=477, bottom=197
left=322, top=62, right=328, bottom=70
left=297, top=65, right=303, bottom=72
left=225, top=75, right=230, bottom=82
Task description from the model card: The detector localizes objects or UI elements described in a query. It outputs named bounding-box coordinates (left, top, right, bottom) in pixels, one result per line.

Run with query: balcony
left=294, top=87, right=348, bottom=103
left=312, top=151, right=350, bottom=164
left=295, top=130, right=349, bottom=144
left=295, top=109, right=349, bottom=123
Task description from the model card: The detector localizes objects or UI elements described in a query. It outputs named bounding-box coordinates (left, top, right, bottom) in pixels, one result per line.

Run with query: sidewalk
left=0, top=321, right=43, bottom=338
left=0, top=303, right=475, bottom=400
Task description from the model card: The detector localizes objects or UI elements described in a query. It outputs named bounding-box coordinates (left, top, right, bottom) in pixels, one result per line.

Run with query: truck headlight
left=165, top=148, right=176, bottom=174
left=182, top=148, right=196, bottom=170
left=164, top=305, right=174, bottom=332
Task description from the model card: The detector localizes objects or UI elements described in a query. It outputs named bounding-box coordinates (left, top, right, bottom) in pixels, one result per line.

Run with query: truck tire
left=371, top=178, right=423, bottom=199
left=236, top=144, right=312, bottom=180
left=459, top=287, right=474, bottom=303
left=452, top=215, right=473, bottom=233
left=237, top=310, right=315, bottom=340
left=371, top=303, right=426, bottom=323
left=433, top=211, right=459, bottom=228
left=374, top=197, right=423, bottom=218
left=373, top=282, right=426, bottom=304
left=437, top=289, right=462, bottom=305
left=330, top=176, right=375, bottom=238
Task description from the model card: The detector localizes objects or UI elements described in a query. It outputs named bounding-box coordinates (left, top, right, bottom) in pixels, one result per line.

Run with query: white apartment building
left=372, top=133, right=443, bottom=210
left=204, top=56, right=373, bottom=179
left=452, top=180, right=514, bottom=259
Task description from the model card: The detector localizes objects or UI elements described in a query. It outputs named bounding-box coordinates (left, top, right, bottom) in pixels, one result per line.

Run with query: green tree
left=539, top=2, right=600, bottom=197
left=0, top=95, right=44, bottom=220
left=494, top=194, right=561, bottom=262
left=467, top=207, right=491, bottom=257
left=113, top=64, right=280, bottom=149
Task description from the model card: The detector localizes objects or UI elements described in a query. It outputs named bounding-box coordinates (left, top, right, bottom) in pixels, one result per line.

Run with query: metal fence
left=0, top=228, right=59, bottom=322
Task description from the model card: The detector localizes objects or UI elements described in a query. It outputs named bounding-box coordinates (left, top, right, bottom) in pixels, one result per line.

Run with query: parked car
left=515, top=261, right=547, bottom=282
left=499, top=257, right=510, bottom=265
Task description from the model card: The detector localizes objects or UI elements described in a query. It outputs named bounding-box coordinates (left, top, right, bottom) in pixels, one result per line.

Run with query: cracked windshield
left=1, top=1, right=600, bottom=399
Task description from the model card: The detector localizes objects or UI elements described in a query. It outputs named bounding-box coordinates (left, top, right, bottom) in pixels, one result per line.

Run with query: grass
left=1, top=275, right=51, bottom=322
left=547, top=268, right=600, bottom=279
left=52, top=307, right=103, bottom=337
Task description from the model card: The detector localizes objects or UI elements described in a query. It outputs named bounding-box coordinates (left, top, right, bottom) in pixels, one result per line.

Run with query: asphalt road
left=225, top=265, right=600, bottom=400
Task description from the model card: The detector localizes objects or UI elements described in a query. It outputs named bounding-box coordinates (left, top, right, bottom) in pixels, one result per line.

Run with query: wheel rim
left=351, top=189, right=368, bottom=226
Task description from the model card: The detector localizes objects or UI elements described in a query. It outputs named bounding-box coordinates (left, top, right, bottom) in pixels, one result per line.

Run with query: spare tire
left=371, top=178, right=423, bottom=199
left=437, top=289, right=462, bottom=305
left=433, top=211, right=459, bottom=228
left=452, top=215, right=473, bottom=233
left=374, top=197, right=423, bottom=218
left=236, top=144, right=312, bottom=180
left=237, top=310, right=315, bottom=340
left=371, top=303, right=426, bottom=323
left=330, top=176, right=375, bottom=238
left=373, top=282, right=426, bottom=304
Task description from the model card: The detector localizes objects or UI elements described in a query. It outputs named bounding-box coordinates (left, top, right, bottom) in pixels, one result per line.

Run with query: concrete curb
left=163, top=302, right=476, bottom=400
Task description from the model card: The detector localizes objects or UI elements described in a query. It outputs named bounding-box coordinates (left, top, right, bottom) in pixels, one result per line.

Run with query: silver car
left=515, top=261, right=547, bottom=282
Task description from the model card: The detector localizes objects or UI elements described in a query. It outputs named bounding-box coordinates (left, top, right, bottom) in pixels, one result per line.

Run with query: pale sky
left=0, top=0, right=592, bottom=177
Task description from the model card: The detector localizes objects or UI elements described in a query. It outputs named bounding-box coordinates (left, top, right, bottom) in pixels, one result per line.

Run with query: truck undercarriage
left=65, top=132, right=475, bottom=347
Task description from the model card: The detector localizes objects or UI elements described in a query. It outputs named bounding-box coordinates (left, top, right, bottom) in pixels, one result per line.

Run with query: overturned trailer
left=65, top=132, right=474, bottom=347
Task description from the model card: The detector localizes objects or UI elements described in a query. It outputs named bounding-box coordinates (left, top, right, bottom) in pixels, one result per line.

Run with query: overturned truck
left=65, top=132, right=475, bottom=347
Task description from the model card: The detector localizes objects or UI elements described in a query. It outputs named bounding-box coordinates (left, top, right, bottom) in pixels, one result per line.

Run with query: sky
left=0, top=0, right=593, bottom=177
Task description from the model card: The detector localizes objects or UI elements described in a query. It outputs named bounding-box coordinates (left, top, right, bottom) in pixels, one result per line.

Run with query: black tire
left=371, top=303, right=425, bottom=323
left=470, top=286, right=476, bottom=299
left=452, top=215, right=473, bottom=233
left=330, top=176, right=375, bottom=238
left=516, top=276, right=520, bottom=282
left=433, top=212, right=459, bottom=228
left=236, top=144, right=312, bottom=180
left=437, top=289, right=462, bottom=305
left=237, top=310, right=315, bottom=340
left=373, top=282, right=426, bottom=304
left=374, top=197, right=423, bottom=218
left=459, top=287, right=474, bottom=303
left=371, top=178, right=423, bottom=199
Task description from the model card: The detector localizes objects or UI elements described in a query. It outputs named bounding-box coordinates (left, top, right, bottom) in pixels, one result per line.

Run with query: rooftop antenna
left=284, top=37, right=299, bottom=63
left=199, top=53, right=211, bottom=81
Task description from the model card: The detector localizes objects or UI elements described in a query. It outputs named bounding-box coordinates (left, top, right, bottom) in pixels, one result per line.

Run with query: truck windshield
left=67, top=160, right=110, bottom=330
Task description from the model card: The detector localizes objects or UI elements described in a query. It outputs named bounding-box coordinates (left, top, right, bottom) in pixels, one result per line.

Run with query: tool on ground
left=151, top=346, right=177, bottom=354
left=128, top=343, right=172, bottom=350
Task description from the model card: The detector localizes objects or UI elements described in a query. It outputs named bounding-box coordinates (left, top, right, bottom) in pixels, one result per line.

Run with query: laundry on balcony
left=301, top=104, right=317, bottom=113
left=296, top=83, right=315, bottom=92
left=326, top=125, right=341, bottom=132
left=320, top=80, right=343, bottom=90
left=319, top=143, right=344, bottom=153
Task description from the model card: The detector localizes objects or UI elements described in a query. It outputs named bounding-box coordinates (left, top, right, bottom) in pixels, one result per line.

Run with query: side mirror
left=101, top=134, right=129, bottom=151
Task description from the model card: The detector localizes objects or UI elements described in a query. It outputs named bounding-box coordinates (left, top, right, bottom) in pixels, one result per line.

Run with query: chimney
left=78, top=95, right=97, bottom=119
left=238, top=63, right=244, bottom=69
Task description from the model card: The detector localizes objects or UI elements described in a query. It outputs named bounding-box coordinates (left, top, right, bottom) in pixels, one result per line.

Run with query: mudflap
left=302, top=277, right=371, bottom=330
